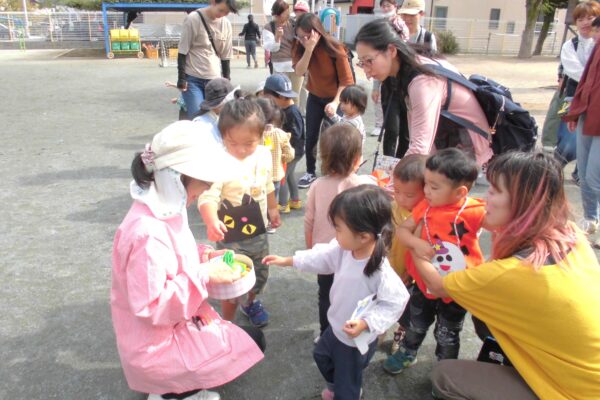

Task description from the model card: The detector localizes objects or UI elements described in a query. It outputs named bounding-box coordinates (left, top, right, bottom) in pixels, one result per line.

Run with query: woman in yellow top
left=411, top=151, right=600, bottom=400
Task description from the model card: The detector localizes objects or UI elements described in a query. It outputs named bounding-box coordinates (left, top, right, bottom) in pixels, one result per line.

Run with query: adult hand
left=324, top=100, right=338, bottom=117
left=371, top=90, right=380, bottom=103
left=262, top=255, right=293, bottom=267
left=413, top=238, right=435, bottom=261
left=206, top=220, right=227, bottom=242
left=304, top=30, right=321, bottom=52
left=343, top=319, right=368, bottom=338
left=567, top=120, right=577, bottom=133
left=275, top=26, right=284, bottom=42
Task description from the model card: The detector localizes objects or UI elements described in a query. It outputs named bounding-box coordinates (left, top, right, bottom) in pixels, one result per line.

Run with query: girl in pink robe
left=111, top=121, right=264, bottom=399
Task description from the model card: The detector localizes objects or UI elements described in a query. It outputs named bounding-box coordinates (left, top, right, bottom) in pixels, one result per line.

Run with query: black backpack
left=427, top=64, right=538, bottom=155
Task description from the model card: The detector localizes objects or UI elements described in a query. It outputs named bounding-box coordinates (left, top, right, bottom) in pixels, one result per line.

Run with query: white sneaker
left=370, top=127, right=381, bottom=137
left=578, top=218, right=598, bottom=235
left=148, top=390, right=220, bottom=400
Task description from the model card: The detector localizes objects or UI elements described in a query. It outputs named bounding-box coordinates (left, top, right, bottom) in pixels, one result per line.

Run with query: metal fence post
left=486, top=32, right=491, bottom=55
left=466, top=20, right=474, bottom=53
left=88, top=11, right=92, bottom=41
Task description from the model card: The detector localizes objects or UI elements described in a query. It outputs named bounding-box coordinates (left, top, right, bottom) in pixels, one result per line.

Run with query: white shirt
left=560, top=34, right=595, bottom=82
left=293, top=240, right=409, bottom=347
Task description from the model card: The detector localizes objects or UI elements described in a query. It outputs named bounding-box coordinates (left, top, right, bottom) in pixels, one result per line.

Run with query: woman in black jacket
left=239, top=14, right=261, bottom=68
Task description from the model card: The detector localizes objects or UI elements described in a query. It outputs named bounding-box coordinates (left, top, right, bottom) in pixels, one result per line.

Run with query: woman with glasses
left=292, top=13, right=354, bottom=189
left=355, top=19, right=493, bottom=168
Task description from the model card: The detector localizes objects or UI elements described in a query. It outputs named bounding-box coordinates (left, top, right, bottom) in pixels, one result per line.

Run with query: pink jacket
left=111, top=202, right=263, bottom=394
left=405, top=59, right=494, bottom=167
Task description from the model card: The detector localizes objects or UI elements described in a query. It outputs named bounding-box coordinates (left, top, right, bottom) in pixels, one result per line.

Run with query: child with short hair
left=198, top=98, right=281, bottom=327
left=255, top=97, right=295, bottom=233
left=264, top=185, right=409, bottom=400
left=325, top=85, right=368, bottom=146
left=388, top=154, right=427, bottom=354
left=384, top=148, right=486, bottom=374
left=305, top=124, right=376, bottom=338
left=263, top=73, right=305, bottom=212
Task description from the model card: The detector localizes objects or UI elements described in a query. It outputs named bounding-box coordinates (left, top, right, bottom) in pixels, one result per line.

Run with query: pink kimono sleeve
left=126, top=234, right=208, bottom=326
left=404, top=75, right=446, bottom=157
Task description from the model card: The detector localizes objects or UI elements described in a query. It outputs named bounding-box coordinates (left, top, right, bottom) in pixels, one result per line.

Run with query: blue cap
left=264, top=74, right=298, bottom=98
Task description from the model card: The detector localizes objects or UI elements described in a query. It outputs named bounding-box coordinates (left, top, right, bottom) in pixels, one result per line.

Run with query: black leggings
left=161, top=325, right=266, bottom=399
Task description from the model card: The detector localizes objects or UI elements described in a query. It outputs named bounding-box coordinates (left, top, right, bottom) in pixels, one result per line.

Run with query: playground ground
left=0, top=49, right=595, bottom=399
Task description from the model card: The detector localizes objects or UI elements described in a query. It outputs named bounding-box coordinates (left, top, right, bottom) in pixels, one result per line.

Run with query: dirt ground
left=0, top=49, right=593, bottom=399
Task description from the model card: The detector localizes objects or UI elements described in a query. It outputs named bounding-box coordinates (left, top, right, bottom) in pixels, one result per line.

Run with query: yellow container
left=119, top=29, right=129, bottom=40
left=128, top=28, right=139, bottom=40
left=168, top=48, right=178, bottom=58
left=110, top=29, right=120, bottom=40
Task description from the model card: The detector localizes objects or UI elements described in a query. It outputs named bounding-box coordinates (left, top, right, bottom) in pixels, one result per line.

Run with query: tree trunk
left=533, top=10, right=554, bottom=55
left=518, top=0, right=545, bottom=58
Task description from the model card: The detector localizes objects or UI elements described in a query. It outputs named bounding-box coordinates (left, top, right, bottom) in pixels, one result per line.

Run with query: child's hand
left=206, top=220, right=227, bottom=242
left=262, top=255, right=293, bottom=267
left=343, top=319, right=368, bottom=338
left=268, top=208, right=281, bottom=229
left=413, top=238, right=434, bottom=261
left=206, top=249, right=227, bottom=260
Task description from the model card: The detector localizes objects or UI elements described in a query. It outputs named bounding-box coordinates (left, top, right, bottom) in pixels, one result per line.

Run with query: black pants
left=402, top=285, right=467, bottom=360
left=161, top=325, right=266, bottom=399
left=305, top=93, right=333, bottom=175
left=318, top=273, right=334, bottom=335
left=380, top=83, right=409, bottom=158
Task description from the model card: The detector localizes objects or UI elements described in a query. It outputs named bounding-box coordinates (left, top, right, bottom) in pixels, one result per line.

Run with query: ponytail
left=364, top=223, right=393, bottom=277
left=131, top=152, right=154, bottom=189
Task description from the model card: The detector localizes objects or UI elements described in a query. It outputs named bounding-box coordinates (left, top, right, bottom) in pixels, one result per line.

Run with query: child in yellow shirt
left=389, top=154, right=426, bottom=353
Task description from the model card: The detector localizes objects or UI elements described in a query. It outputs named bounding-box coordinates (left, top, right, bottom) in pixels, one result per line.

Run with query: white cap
left=151, top=120, right=239, bottom=183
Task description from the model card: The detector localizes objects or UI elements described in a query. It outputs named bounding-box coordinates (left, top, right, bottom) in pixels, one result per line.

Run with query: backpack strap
left=197, top=10, right=219, bottom=57
left=426, top=64, right=491, bottom=141
left=572, top=35, right=579, bottom=52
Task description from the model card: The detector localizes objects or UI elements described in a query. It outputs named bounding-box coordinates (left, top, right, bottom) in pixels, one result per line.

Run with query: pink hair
left=487, top=152, right=577, bottom=270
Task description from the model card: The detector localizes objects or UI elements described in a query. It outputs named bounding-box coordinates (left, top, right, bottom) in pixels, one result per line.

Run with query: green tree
left=533, top=0, right=569, bottom=55
left=518, top=0, right=545, bottom=58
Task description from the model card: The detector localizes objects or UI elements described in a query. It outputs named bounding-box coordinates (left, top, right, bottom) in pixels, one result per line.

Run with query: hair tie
left=141, top=143, right=155, bottom=173
left=377, top=232, right=382, bottom=239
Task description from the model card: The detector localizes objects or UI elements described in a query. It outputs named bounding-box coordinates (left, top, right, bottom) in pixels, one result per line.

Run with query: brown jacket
left=292, top=43, right=354, bottom=99
left=564, top=44, right=600, bottom=136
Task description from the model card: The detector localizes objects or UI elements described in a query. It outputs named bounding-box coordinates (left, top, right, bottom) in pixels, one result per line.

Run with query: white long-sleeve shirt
left=293, top=240, right=409, bottom=347
left=560, top=35, right=595, bottom=83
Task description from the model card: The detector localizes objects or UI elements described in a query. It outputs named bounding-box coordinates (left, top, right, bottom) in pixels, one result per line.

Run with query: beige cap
left=399, top=0, right=425, bottom=15
left=151, top=120, right=239, bottom=183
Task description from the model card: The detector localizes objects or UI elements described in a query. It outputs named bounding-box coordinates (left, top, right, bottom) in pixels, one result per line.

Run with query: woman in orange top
left=292, top=13, right=354, bottom=189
